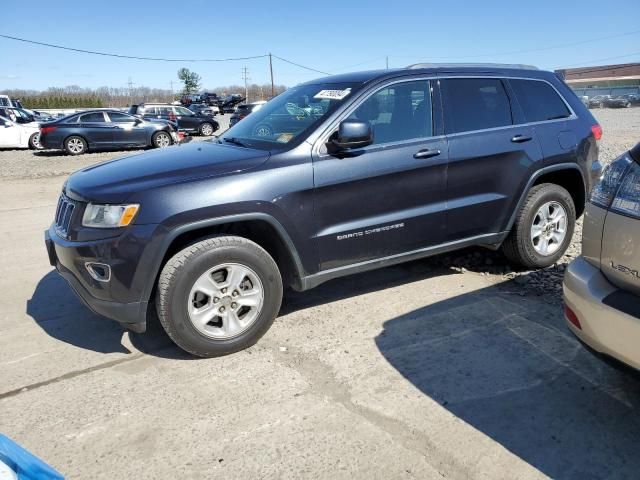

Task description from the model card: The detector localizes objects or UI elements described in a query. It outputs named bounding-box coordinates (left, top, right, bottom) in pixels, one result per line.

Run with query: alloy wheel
left=530, top=201, right=568, bottom=256
left=187, top=263, right=265, bottom=339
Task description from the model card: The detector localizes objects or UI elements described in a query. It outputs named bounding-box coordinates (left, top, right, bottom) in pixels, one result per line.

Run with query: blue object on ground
left=0, top=434, right=63, bottom=480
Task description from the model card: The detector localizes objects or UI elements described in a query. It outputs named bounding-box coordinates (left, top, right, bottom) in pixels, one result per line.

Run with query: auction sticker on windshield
left=314, top=88, right=351, bottom=100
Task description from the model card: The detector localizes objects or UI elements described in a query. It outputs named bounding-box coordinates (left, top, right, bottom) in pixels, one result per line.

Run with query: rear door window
left=509, top=79, right=571, bottom=122
left=441, top=78, right=513, bottom=134
left=107, top=112, right=136, bottom=123
left=79, top=112, right=106, bottom=123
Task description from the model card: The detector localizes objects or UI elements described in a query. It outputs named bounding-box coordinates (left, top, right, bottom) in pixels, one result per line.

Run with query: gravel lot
left=0, top=108, right=639, bottom=479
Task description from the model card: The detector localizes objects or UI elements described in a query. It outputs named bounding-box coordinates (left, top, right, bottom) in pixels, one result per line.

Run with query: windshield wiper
left=222, top=137, right=249, bottom=148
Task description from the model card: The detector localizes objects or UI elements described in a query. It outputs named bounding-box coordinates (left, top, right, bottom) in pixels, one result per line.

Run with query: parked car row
left=585, top=94, right=640, bottom=109
left=180, top=92, right=245, bottom=113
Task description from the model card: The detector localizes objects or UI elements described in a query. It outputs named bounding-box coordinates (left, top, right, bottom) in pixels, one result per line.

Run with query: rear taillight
left=40, top=126, right=57, bottom=135
left=564, top=305, right=582, bottom=330
left=610, top=160, right=640, bottom=219
left=590, top=154, right=633, bottom=209
left=591, top=124, right=603, bottom=141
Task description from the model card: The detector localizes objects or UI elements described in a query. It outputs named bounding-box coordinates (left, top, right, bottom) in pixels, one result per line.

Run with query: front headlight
left=82, top=204, right=140, bottom=228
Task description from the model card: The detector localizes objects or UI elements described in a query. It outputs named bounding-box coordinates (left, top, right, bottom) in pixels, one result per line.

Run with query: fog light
left=564, top=304, right=581, bottom=330
left=85, top=262, right=111, bottom=282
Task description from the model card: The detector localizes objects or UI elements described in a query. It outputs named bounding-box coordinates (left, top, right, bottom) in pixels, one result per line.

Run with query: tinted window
left=441, top=78, right=512, bottom=134
left=157, top=107, right=173, bottom=116
left=79, top=112, right=105, bottom=123
left=142, top=106, right=156, bottom=115
left=348, top=80, right=432, bottom=145
left=173, top=106, right=194, bottom=116
left=510, top=79, right=571, bottom=122
left=107, top=112, right=136, bottom=123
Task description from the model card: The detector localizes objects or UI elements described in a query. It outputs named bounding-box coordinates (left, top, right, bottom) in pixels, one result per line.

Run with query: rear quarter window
left=441, top=78, right=513, bottom=134
left=509, top=79, right=571, bottom=123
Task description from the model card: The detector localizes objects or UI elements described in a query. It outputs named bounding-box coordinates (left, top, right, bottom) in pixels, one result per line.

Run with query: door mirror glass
left=331, top=119, right=373, bottom=150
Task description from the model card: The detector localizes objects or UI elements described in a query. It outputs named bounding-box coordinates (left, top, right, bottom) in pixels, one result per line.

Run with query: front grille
left=54, top=194, right=77, bottom=237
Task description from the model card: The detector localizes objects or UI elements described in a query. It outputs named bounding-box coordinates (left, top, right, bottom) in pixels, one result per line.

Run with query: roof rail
left=406, top=62, right=539, bottom=70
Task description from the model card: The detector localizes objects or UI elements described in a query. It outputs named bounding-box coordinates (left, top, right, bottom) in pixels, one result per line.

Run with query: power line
left=391, top=29, right=640, bottom=60
left=554, top=52, right=640, bottom=70
left=0, top=33, right=268, bottom=62
left=271, top=55, right=331, bottom=76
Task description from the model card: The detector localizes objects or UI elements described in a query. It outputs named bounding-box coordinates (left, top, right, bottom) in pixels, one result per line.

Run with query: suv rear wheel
left=156, top=236, right=283, bottom=357
left=502, top=183, right=576, bottom=268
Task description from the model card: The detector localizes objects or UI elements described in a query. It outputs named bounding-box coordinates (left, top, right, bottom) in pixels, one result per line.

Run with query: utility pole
left=269, top=53, right=275, bottom=98
left=241, top=66, right=250, bottom=102
left=127, top=77, right=135, bottom=104
left=386, top=56, right=389, bottom=69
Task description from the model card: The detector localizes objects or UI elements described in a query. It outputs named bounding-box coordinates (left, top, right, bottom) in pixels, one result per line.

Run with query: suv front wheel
left=502, top=183, right=576, bottom=268
left=156, top=236, right=283, bottom=357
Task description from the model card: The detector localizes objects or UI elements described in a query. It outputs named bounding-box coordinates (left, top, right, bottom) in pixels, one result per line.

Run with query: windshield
left=221, top=82, right=359, bottom=150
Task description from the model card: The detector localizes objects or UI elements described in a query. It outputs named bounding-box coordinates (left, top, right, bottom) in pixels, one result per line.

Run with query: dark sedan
left=587, top=95, right=610, bottom=109
left=605, top=94, right=640, bottom=108
left=39, top=110, right=179, bottom=155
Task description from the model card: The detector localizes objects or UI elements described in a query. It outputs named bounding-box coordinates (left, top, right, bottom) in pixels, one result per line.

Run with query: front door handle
left=511, top=135, right=532, bottom=143
left=414, top=149, right=441, bottom=159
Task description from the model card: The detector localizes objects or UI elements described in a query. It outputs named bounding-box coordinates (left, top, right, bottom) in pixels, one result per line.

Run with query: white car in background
left=0, top=115, right=42, bottom=149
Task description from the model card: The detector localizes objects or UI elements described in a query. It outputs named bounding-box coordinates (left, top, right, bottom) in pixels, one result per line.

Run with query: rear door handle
left=414, top=149, right=441, bottom=159
left=511, top=135, right=532, bottom=143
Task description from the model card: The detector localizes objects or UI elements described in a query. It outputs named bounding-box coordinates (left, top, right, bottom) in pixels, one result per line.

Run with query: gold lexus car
left=564, top=142, right=640, bottom=370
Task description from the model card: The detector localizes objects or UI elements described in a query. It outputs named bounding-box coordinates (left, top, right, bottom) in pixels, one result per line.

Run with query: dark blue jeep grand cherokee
left=45, top=63, right=602, bottom=357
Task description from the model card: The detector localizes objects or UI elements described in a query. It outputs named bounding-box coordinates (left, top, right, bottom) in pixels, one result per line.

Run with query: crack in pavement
left=272, top=345, right=473, bottom=480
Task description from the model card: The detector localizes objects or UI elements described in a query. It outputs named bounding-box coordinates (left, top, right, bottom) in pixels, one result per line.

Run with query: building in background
left=555, top=63, right=640, bottom=97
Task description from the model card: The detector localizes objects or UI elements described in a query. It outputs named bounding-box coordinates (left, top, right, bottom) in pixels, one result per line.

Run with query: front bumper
left=563, top=256, right=640, bottom=370
left=44, top=226, right=156, bottom=332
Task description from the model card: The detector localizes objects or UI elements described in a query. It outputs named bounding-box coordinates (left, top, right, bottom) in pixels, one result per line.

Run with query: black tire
left=28, top=132, right=42, bottom=150
left=152, top=130, right=173, bottom=148
left=199, top=122, right=215, bottom=136
left=502, top=183, right=576, bottom=268
left=63, top=135, right=87, bottom=155
left=156, top=236, right=283, bottom=357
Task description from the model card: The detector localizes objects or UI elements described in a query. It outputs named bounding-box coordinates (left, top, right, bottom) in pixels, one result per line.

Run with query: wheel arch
left=143, top=214, right=306, bottom=307
left=506, top=163, right=586, bottom=233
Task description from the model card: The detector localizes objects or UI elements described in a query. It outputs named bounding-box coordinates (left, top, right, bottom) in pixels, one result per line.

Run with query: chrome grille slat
left=54, top=194, right=78, bottom=237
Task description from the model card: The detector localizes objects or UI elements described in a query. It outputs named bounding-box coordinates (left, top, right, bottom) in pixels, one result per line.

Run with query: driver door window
left=348, top=80, right=433, bottom=145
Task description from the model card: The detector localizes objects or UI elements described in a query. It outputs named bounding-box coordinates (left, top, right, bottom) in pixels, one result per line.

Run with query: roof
left=301, top=63, right=547, bottom=86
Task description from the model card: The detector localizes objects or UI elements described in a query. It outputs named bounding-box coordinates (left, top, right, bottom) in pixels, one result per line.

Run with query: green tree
left=177, top=68, right=201, bottom=94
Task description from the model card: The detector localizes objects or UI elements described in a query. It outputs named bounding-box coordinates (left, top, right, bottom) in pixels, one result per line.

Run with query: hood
left=65, top=141, right=270, bottom=203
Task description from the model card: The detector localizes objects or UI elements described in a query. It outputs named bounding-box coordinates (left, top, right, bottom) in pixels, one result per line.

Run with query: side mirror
left=330, top=120, right=373, bottom=150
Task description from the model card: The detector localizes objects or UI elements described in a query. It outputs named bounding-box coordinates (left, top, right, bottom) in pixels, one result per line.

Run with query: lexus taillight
left=591, top=124, right=603, bottom=141
left=590, top=152, right=640, bottom=218
left=40, top=126, right=57, bottom=135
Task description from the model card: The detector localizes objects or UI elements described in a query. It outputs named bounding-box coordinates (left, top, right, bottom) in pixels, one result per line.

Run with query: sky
left=2, top=0, right=639, bottom=92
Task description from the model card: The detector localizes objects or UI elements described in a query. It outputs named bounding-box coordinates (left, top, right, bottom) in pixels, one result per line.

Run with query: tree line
left=2, top=83, right=287, bottom=109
